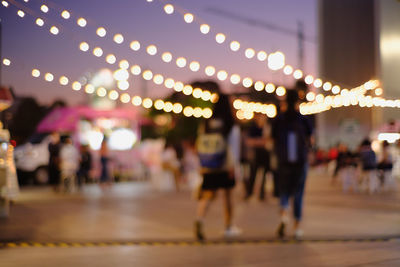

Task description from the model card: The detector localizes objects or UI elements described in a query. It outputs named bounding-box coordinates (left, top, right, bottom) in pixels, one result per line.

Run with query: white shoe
left=224, top=226, right=242, bottom=238
left=294, top=229, right=304, bottom=239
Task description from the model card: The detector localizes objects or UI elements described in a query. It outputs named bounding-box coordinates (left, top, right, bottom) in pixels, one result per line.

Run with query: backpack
left=275, top=113, right=308, bottom=166
left=196, top=132, right=227, bottom=169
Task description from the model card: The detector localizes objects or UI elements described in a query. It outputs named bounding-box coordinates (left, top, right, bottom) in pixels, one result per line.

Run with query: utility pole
left=297, top=21, right=305, bottom=70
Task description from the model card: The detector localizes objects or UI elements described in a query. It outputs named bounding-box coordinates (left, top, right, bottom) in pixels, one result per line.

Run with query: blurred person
left=378, top=141, right=396, bottom=192
left=77, top=144, right=92, bottom=188
left=194, top=91, right=241, bottom=241
left=359, top=139, right=378, bottom=194
left=181, top=139, right=201, bottom=195
left=244, top=113, right=271, bottom=201
left=162, top=141, right=182, bottom=192
left=327, top=145, right=339, bottom=176
left=48, top=132, right=61, bottom=191
left=336, top=144, right=359, bottom=193
left=328, top=145, right=339, bottom=162
left=100, top=138, right=111, bottom=187
left=272, top=89, right=312, bottom=239
left=238, top=125, right=251, bottom=198
left=59, top=136, right=79, bottom=193
left=332, top=143, right=348, bottom=184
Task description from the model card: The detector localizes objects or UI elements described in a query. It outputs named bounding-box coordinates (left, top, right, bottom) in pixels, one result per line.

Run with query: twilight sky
left=0, top=0, right=317, bottom=105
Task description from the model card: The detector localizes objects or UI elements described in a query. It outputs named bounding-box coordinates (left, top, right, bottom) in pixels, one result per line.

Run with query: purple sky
left=0, top=0, right=317, bottom=105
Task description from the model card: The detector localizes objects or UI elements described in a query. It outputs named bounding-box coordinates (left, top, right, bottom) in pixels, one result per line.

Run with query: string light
left=245, top=48, right=255, bottom=59
left=200, top=24, right=210, bottom=34
left=189, top=61, right=200, bottom=72
left=2, top=58, right=11, bottom=66
left=254, top=81, right=265, bottom=91
left=130, top=41, right=140, bottom=51
left=230, top=74, right=241, bottom=85
left=230, top=41, right=240, bottom=52
left=146, top=45, right=157, bottom=55
left=119, top=60, right=129, bottom=69
left=40, top=5, right=48, bottom=13
left=242, top=77, right=253, bottom=88
left=142, top=70, right=153, bottom=80
left=79, top=42, right=89, bottom=52
left=130, top=65, right=141, bottom=75
left=61, top=10, right=70, bottom=19
left=257, top=51, right=267, bottom=61
left=164, top=78, right=175, bottom=88
left=17, top=10, right=25, bottom=18
left=2, top=1, right=9, bottom=7
left=96, top=27, right=106, bottom=37
left=44, top=73, right=54, bottom=82
left=72, top=81, right=82, bottom=91
left=217, top=70, right=228, bottom=81
left=164, top=4, right=174, bottom=14
left=35, top=18, right=44, bottom=26
left=106, top=54, right=117, bottom=64
left=50, top=26, right=59, bottom=35
left=8, top=3, right=291, bottom=104
left=117, top=80, right=129, bottom=90
left=153, top=74, right=164, bottom=85
left=283, top=65, right=293, bottom=75
left=215, top=33, right=226, bottom=44
left=232, top=99, right=277, bottom=119
left=313, top=78, right=323, bottom=88
left=184, top=13, right=194, bottom=23
left=136, top=1, right=366, bottom=97
left=183, top=85, right=193, bottom=95
left=162, top=52, right=172, bottom=63
left=113, top=34, right=124, bottom=44
left=293, top=69, right=303, bottom=79
left=97, top=87, right=107, bottom=97
left=24, top=67, right=212, bottom=117
left=11, top=1, right=303, bottom=101
left=108, top=90, right=119, bottom=100
left=276, top=86, right=286, bottom=96
left=113, top=68, right=129, bottom=81
left=323, top=82, right=332, bottom=91
left=93, top=47, right=103, bottom=57
left=77, top=18, right=87, bottom=27
left=205, top=66, right=215, bottom=76
left=59, top=76, right=69, bottom=85
left=32, top=69, right=40, bottom=77
left=265, top=83, right=275, bottom=93
left=176, top=57, right=187, bottom=68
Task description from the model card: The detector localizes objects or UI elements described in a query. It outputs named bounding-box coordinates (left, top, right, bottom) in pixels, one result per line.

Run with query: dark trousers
left=246, top=164, right=268, bottom=199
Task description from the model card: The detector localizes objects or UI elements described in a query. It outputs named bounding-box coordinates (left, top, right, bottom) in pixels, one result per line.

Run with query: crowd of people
left=48, top=133, right=101, bottom=193
left=45, top=83, right=398, bottom=242
left=189, top=87, right=313, bottom=241
left=316, top=139, right=399, bottom=194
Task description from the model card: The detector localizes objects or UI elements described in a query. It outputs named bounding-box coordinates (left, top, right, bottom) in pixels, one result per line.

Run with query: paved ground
left=1, top=169, right=400, bottom=266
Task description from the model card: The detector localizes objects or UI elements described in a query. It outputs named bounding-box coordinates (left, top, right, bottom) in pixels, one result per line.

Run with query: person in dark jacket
left=272, top=89, right=312, bottom=239
left=48, top=132, right=61, bottom=191
left=77, top=145, right=92, bottom=187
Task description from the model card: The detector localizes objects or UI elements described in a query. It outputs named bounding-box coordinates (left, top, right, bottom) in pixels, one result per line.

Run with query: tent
left=36, top=106, right=140, bottom=133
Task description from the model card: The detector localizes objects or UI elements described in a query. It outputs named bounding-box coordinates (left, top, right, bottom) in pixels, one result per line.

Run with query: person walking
left=59, top=136, right=79, bottom=193
left=378, top=141, right=396, bottom=192
left=194, top=90, right=240, bottom=241
left=272, top=89, right=312, bottom=239
left=100, top=139, right=111, bottom=187
left=244, top=113, right=271, bottom=201
left=359, top=139, right=378, bottom=194
left=48, top=132, right=61, bottom=191
left=77, top=144, right=92, bottom=188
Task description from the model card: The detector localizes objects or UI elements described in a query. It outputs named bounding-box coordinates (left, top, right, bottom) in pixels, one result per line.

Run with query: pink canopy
left=36, top=106, right=140, bottom=133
